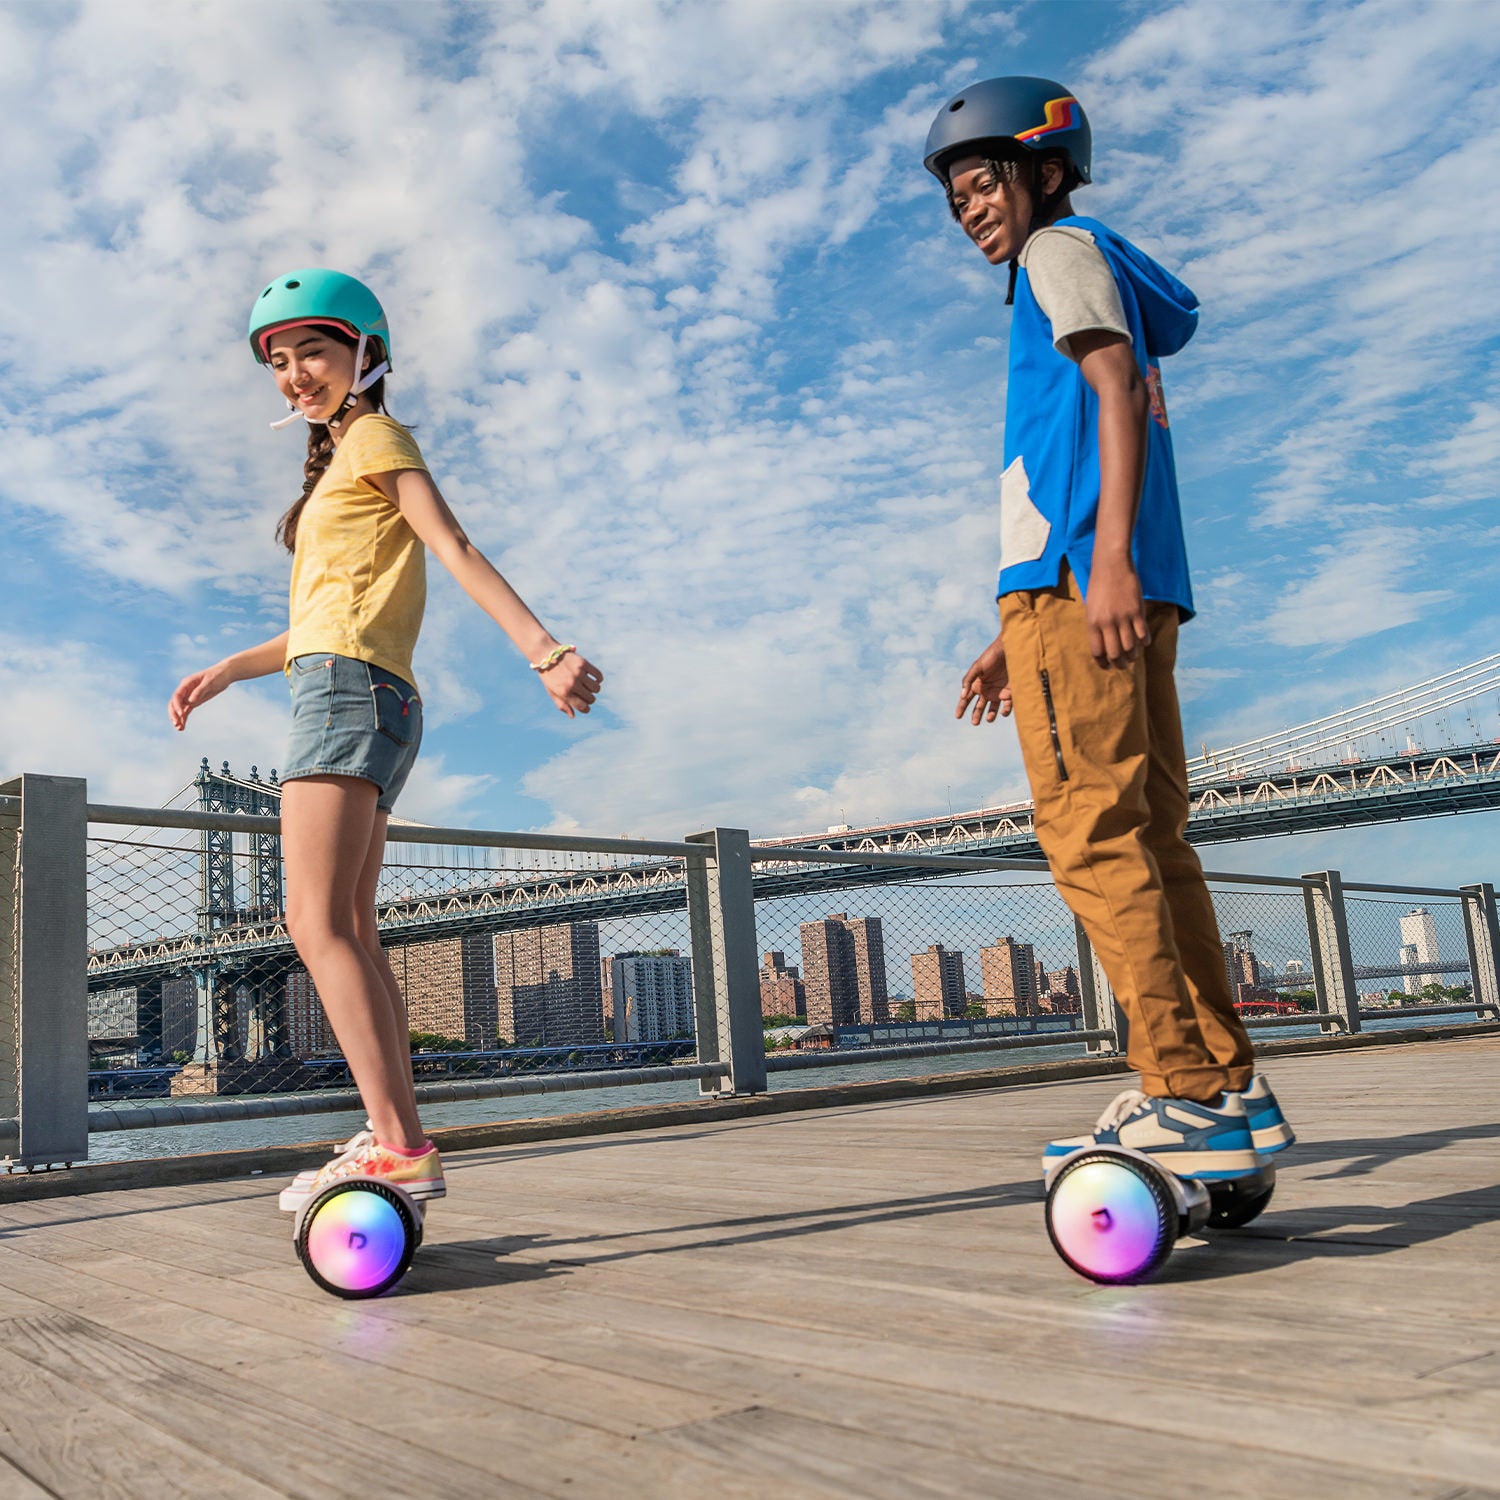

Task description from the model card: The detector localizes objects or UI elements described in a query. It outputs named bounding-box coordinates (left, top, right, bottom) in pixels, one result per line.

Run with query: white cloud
left=1259, top=529, right=1451, bottom=648
left=1, top=0, right=1497, bottom=885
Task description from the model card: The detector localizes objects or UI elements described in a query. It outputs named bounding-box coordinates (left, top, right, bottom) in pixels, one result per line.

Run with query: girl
left=169, top=268, right=602, bottom=1209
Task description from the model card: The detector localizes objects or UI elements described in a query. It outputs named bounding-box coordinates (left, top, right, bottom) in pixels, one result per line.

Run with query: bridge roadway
left=88, top=738, right=1500, bottom=986
left=0, top=1032, right=1494, bottom=1495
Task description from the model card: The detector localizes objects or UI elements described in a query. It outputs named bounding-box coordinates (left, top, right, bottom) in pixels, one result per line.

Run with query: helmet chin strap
left=267, top=332, right=391, bottom=431
left=1006, top=161, right=1073, bottom=307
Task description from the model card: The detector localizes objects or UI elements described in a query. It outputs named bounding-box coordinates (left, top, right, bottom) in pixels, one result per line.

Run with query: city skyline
left=88, top=900, right=1475, bottom=1061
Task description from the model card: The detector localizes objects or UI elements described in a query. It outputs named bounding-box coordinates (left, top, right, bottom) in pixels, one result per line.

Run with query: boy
left=925, top=77, right=1293, bottom=1177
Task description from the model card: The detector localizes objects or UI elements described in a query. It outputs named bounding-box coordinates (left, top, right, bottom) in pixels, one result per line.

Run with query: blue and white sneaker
left=1232, top=1074, right=1295, bottom=1154
left=1042, top=1088, right=1262, bottom=1184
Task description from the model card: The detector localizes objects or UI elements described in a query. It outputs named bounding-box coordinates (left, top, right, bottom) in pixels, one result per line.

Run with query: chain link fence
left=86, top=816, right=702, bottom=1105
left=753, top=875, right=1087, bottom=1036
left=0, top=777, right=1483, bottom=1167
left=0, top=802, right=18, bottom=1126
left=1343, top=891, right=1474, bottom=1015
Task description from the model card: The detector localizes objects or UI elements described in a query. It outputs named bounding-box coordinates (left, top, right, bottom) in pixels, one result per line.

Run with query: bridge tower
left=177, top=760, right=300, bottom=1083
left=196, top=758, right=283, bottom=932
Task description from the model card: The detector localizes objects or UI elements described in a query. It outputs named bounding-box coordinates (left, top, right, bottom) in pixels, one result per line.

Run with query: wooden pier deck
left=0, top=1036, right=1496, bottom=1499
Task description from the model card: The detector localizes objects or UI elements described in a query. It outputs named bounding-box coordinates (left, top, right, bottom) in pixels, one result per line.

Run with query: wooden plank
left=0, top=1313, right=546, bottom=1499
left=0, top=1458, right=50, bottom=1500
left=0, top=1337, right=287, bottom=1499
left=0, top=1040, right=1489, bottom=1497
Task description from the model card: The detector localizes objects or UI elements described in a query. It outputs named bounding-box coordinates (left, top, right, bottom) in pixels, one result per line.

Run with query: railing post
left=685, top=828, right=766, bottom=1096
left=1302, top=869, right=1360, bottom=1034
left=1460, top=883, right=1500, bottom=1020
left=1074, top=917, right=1125, bottom=1055
left=0, top=775, right=89, bottom=1166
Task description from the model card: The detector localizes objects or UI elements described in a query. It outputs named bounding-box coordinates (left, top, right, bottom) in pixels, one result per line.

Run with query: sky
left=1, top=0, right=1497, bottom=888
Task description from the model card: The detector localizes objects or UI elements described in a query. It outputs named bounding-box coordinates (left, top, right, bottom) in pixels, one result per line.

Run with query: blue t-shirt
left=999, top=216, right=1199, bottom=618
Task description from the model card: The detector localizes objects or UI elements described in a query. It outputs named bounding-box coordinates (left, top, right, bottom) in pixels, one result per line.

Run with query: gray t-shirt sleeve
left=1019, top=226, right=1129, bottom=361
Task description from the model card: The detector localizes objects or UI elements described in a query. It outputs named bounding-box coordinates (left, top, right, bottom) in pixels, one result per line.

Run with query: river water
left=79, top=1013, right=1465, bottom=1164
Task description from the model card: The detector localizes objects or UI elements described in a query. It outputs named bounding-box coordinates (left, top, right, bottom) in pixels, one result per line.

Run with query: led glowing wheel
left=295, top=1179, right=420, bottom=1299
left=1045, top=1150, right=1177, bottom=1285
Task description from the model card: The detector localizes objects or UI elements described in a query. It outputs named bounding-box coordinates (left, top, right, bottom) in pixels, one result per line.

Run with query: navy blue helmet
left=923, top=76, right=1092, bottom=187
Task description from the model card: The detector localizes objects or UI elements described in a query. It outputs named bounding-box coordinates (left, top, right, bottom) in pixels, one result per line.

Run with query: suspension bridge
left=84, top=657, right=1500, bottom=1065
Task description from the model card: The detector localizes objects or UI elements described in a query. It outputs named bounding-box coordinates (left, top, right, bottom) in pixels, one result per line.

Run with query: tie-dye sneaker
left=1043, top=1088, right=1261, bottom=1185
left=278, top=1137, right=445, bottom=1213
left=1232, top=1074, right=1295, bottom=1154
left=283, top=1124, right=376, bottom=1202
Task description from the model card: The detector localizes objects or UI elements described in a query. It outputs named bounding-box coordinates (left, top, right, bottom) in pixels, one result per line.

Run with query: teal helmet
left=248, top=268, right=391, bottom=365
left=248, top=268, right=392, bottom=429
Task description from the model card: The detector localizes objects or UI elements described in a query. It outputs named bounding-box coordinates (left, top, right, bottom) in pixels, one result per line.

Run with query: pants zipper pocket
left=1039, top=669, right=1069, bottom=782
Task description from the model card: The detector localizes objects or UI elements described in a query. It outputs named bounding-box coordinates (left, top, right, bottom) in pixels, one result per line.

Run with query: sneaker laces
left=1094, top=1089, right=1151, bottom=1132
left=315, top=1138, right=385, bottom=1185
left=329, top=1127, right=375, bottom=1163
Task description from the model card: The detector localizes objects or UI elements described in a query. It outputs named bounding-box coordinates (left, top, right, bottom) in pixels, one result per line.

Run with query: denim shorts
left=282, top=654, right=423, bottom=812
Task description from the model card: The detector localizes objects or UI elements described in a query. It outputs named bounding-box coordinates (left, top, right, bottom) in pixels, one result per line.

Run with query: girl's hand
left=956, top=635, right=1012, bottom=724
left=168, top=664, right=232, bottom=731
left=540, top=651, right=603, bottom=719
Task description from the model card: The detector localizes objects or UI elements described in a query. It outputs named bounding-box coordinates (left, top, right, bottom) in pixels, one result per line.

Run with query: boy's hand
left=1086, top=556, right=1150, bottom=667
left=956, top=636, right=1012, bottom=724
left=540, top=651, right=604, bottom=719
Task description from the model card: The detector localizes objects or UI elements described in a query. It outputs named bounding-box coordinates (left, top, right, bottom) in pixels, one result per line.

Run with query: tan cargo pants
left=999, top=564, right=1254, bottom=1101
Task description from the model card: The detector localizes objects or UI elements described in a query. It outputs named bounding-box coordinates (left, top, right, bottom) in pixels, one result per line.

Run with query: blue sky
left=1, top=0, right=1497, bottom=886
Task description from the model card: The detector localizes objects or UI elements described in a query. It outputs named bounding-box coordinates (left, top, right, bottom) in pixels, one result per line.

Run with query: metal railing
left=0, top=771, right=1497, bottom=1168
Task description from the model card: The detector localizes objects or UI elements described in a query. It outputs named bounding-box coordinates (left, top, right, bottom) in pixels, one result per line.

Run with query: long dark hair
left=275, top=325, right=390, bottom=553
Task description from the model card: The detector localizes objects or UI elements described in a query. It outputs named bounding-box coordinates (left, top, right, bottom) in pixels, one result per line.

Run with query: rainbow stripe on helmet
left=1017, top=96, right=1081, bottom=144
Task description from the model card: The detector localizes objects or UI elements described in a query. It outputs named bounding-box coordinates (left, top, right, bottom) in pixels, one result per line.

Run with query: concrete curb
left=3, top=1020, right=1496, bottom=1202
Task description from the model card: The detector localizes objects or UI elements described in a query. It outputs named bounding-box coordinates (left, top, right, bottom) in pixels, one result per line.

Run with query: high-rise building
left=1223, top=930, right=1263, bottom=1003
left=605, top=950, right=695, bottom=1042
left=759, top=951, right=807, bottom=1020
left=495, top=922, right=605, bottom=1047
left=287, top=968, right=337, bottom=1057
left=1047, top=965, right=1082, bottom=1004
left=800, top=914, right=889, bottom=1026
left=981, top=936, right=1038, bottom=1015
left=389, top=933, right=501, bottom=1047
left=912, top=944, right=967, bottom=1020
left=88, top=987, right=136, bottom=1043
left=1399, top=908, right=1439, bottom=995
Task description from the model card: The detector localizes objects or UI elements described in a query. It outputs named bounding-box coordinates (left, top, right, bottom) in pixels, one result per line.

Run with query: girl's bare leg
left=353, top=808, right=421, bottom=1129
left=281, top=776, right=424, bottom=1150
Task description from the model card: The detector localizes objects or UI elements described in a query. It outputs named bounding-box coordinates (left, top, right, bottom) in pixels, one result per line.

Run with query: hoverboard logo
left=347, top=1231, right=368, bottom=1249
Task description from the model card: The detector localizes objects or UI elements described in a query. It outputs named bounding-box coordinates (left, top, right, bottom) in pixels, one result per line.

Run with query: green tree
left=893, top=1001, right=916, bottom=1022
left=964, top=1001, right=987, bottom=1020
left=409, top=1030, right=468, bottom=1053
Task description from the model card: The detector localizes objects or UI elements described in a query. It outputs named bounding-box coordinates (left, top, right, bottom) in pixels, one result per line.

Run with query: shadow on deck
left=0, top=1037, right=1496, bottom=1497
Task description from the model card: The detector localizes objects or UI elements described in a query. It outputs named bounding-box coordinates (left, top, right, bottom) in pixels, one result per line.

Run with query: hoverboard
left=1043, top=1146, right=1274, bottom=1284
left=290, top=1177, right=425, bottom=1299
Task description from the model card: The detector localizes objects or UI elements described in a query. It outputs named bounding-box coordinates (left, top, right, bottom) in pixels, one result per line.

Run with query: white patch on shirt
left=1000, top=456, right=1051, bottom=568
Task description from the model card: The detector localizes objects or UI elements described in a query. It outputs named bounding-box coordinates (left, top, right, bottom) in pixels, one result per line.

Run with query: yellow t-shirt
left=285, top=415, right=428, bottom=687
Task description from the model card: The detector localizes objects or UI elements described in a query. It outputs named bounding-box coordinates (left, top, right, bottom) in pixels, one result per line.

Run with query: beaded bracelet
left=531, top=643, right=576, bottom=674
